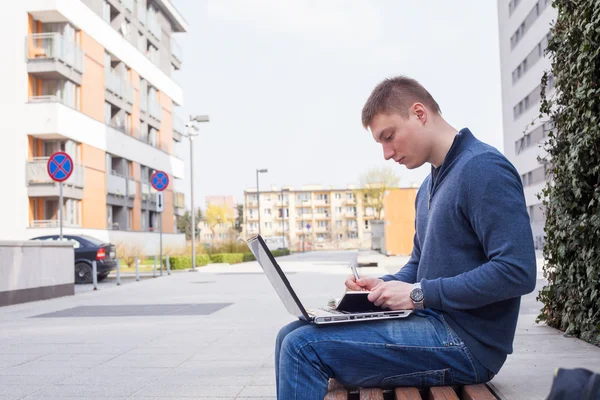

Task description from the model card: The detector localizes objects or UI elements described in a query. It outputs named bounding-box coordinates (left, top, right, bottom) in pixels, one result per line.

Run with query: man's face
left=369, top=110, right=430, bottom=170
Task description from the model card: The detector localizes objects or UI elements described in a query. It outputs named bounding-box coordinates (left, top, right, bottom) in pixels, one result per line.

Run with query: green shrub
left=197, top=254, right=210, bottom=266
left=243, top=252, right=256, bottom=262
left=272, top=249, right=291, bottom=257
left=164, top=255, right=211, bottom=270
left=536, top=0, right=600, bottom=345
left=210, top=253, right=244, bottom=264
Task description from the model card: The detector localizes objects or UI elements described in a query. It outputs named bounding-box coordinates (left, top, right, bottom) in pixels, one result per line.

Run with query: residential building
left=3, top=0, right=188, bottom=254
left=497, top=0, right=556, bottom=249
left=243, top=185, right=381, bottom=250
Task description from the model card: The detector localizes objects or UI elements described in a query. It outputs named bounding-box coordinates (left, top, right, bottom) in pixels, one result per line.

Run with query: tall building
left=243, top=185, right=376, bottom=251
left=2, top=0, right=188, bottom=253
left=497, top=0, right=556, bottom=248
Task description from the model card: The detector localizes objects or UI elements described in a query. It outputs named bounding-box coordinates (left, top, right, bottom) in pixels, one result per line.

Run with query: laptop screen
left=247, top=235, right=308, bottom=320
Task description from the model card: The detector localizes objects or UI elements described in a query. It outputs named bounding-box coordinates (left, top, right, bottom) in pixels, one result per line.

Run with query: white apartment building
left=243, top=185, right=376, bottom=250
left=497, top=0, right=557, bottom=248
left=1, top=0, right=189, bottom=254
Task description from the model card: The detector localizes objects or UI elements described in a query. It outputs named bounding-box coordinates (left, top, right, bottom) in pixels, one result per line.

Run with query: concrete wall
left=0, top=241, right=74, bottom=307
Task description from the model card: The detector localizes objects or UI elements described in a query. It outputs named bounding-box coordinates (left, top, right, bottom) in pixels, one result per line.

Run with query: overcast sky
left=170, top=0, right=503, bottom=209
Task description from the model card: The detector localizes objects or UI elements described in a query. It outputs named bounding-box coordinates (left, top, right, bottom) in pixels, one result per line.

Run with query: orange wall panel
left=162, top=189, right=175, bottom=233
left=27, top=136, right=34, bottom=160
left=28, top=199, right=34, bottom=223
left=81, top=145, right=107, bottom=229
left=383, top=188, right=418, bottom=256
left=159, top=93, right=173, bottom=154
left=133, top=184, right=141, bottom=231
left=80, top=33, right=105, bottom=122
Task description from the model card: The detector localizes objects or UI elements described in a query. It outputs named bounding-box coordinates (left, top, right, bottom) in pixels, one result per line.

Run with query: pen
left=350, top=263, right=360, bottom=281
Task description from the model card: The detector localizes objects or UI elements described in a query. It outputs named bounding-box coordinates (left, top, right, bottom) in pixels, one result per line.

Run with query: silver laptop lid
left=247, top=235, right=310, bottom=320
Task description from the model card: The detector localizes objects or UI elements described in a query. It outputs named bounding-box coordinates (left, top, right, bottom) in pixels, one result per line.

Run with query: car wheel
left=75, top=263, right=93, bottom=284
left=97, top=272, right=110, bottom=282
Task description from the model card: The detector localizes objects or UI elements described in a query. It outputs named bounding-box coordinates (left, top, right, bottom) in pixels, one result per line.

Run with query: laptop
left=246, top=235, right=412, bottom=325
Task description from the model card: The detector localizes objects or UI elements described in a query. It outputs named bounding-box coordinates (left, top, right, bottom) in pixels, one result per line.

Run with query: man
left=275, top=76, right=536, bottom=399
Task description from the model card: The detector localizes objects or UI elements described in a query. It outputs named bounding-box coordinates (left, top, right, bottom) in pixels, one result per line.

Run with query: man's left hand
left=367, top=281, right=415, bottom=310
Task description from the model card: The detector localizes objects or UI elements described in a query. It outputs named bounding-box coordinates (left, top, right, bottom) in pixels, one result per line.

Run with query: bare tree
left=354, top=166, right=400, bottom=219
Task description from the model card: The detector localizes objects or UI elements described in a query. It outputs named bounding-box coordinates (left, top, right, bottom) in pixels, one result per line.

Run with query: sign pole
left=160, top=210, right=163, bottom=276
left=59, top=182, right=63, bottom=240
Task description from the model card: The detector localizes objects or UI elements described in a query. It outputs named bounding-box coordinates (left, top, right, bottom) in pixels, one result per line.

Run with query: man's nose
left=383, top=145, right=395, bottom=160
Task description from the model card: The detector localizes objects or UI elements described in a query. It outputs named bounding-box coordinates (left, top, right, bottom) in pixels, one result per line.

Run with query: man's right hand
left=345, top=276, right=384, bottom=291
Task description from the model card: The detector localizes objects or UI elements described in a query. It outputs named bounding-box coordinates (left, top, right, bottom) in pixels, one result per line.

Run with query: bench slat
left=324, top=389, right=348, bottom=400
left=328, top=379, right=346, bottom=391
left=395, top=387, right=423, bottom=400
left=428, top=386, right=460, bottom=400
left=461, top=384, right=496, bottom=400
left=359, top=388, right=385, bottom=400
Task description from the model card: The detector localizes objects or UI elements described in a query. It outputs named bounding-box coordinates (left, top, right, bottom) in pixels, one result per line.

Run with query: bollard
left=135, top=258, right=139, bottom=282
left=92, top=261, right=98, bottom=290
left=153, top=255, right=157, bottom=278
left=116, top=259, right=121, bottom=286
left=166, top=254, right=171, bottom=275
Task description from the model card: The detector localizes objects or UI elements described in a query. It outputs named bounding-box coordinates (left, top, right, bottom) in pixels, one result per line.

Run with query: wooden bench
left=324, top=378, right=497, bottom=400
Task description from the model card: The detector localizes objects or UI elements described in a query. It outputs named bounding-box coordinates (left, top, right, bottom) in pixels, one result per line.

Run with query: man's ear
left=412, top=103, right=427, bottom=124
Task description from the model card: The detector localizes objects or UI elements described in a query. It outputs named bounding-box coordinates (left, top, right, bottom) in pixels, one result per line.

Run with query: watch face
left=411, top=288, right=424, bottom=303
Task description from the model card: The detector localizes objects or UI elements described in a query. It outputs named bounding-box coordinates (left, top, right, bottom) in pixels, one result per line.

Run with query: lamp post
left=256, top=168, right=268, bottom=236
left=184, top=114, right=210, bottom=272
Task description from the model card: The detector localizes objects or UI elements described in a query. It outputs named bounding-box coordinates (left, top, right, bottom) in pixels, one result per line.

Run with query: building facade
left=243, top=185, right=377, bottom=251
left=2, top=0, right=188, bottom=254
left=497, top=0, right=557, bottom=249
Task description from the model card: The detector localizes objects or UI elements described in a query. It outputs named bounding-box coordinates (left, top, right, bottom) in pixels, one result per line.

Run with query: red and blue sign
left=151, top=170, right=169, bottom=192
left=47, top=152, right=73, bottom=183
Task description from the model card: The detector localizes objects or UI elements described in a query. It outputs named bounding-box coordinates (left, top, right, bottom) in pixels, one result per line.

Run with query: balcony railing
left=29, top=95, right=63, bottom=104
left=173, top=115, right=184, bottom=141
left=175, top=192, right=185, bottom=209
left=127, top=178, right=137, bottom=198
left=141, top=182, right=150, bottom=200
left=171, top=38, right=182, bottom=63
left=27, top=159, right=85, bottom=188
left=140, top=92, right=148, bottom=113
left=137, top=4, right=146, bottom=25
left=107, top=173, right=127, bottom=196
left=30, top=220, right=80, bottom=228
left=27, top=33, right=84, bottom=73
left=148, top=100, right=162, bottom=121
left=147, top=15, right=162, bottom=40
left=105, top=71, right=134, bottom=105
left=121, top=0, right=134, bottom=13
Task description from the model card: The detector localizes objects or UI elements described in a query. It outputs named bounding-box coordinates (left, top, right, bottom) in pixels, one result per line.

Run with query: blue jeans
left=275, top=309, right=492, bottom=400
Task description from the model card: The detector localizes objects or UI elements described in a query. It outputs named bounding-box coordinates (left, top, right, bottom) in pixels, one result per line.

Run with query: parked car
left=29, top=235, right=117, bottom=284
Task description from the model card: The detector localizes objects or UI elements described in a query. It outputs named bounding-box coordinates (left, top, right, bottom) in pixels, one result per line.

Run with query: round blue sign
left=151, top=170, right=169, bottom=192
left=47, top=152, right=74, bottom=183
left=306, top=224, right=311, bottom=229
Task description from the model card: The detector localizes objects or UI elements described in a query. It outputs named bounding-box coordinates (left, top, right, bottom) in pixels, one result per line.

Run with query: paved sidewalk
left=0, top=251, right=598, bottom=399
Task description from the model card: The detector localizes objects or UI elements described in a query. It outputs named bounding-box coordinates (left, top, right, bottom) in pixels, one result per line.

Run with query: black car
left=30, top=235, right=117, bottom=284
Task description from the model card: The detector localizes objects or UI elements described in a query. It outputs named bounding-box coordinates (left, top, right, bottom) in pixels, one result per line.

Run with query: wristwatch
left=410, top=282, right=425, bottom=310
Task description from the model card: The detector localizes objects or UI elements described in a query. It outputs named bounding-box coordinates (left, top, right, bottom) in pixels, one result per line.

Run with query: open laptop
left=247, top=235, right=412, bottom=325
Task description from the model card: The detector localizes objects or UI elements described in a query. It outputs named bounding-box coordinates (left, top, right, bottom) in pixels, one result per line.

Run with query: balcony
left=107, top=173, right=127, bottom=196
left=343, top=198, right=356, bottom=205
left=174, top=192, right=185, bottom=214
left=275, top=201, right=289, bottom=207
left=173, top=115, right=184, bottom=142
left=314, top=213, right=331, bottom=220
left=105, top=71, right=134, bottom=108
left=27, top=158, right=85, bottom=199
left=314, top=199, right=330, bottom=206
left=127, top=178, right=137, bottom=198
left=26, top=33, right=84, bottom=84
left=137, top=4, right=146, bottom=25
left=121, top=0, right=134, bottom=13
left=141, top=182, right=150, bottom=200
left=298, top=214, right=313, bottom=220
left=171, top=38, right=182, bottom=66
left=147, top=15, right=162, bottom=41
left=247, top=215, right=259, bottom=221
left=30, top=220, right=80, bottom=229
left=148, top=100, right=162, bottom=123
left=315, top=226, right=329, bottom=233
left=246, top=201, right=258, bottom=208
left=345, top=212, right=358, bottom=218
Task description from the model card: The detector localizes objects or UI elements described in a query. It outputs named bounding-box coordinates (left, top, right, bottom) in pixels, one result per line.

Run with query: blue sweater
left=380, top=128, right=536, bottom=374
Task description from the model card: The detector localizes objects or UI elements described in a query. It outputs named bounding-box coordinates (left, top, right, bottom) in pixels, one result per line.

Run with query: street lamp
left=256, top=168, right=268, bottom=235
left=184, top=114, right=210, bottom=271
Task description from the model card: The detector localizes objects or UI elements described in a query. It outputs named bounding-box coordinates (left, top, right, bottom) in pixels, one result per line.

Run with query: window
left=265, top=222, right=272, bottom=229
left=127, top=208, right=133, bottom=230
left=335, top=207, right=342, bottom=213
left=264, top=209, right=271, bottom=215
left=365, top=219, right=370, bottom=229
left=347, top=220, right=358, bottom=228
left=278, top=208, right=289, bottom=218
left=510, top=0, right=550, bottom=49
left=348, top=232, right=358, bottom=239
left=318, top=221, right=328, bottom=228
left=316, top=193, right=328, bottom=201
left=336, top=220, right=343, bottom=228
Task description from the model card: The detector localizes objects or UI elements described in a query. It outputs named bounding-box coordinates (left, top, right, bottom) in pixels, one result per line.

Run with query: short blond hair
left=361, top=76, right=441, bottom=128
